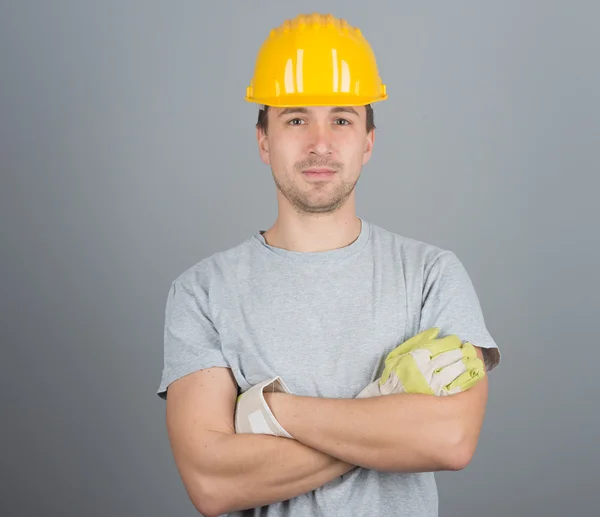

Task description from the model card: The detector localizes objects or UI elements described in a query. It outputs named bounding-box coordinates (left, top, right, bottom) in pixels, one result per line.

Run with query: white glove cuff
left=235, top=376, right=293, bottom=438
left=355, top=380, right=382, bottom=398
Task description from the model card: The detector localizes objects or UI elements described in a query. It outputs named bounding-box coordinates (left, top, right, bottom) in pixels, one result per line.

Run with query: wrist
left=264, top=391, right=291, bottom=430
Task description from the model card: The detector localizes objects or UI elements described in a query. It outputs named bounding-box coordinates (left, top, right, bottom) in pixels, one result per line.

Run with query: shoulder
left=366, top=220, right=458, bottom=271
left=169, top=234, right=260, bottom=292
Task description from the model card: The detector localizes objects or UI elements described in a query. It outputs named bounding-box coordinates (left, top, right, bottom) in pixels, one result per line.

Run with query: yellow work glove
left=356, top=328, right=485, bottom=398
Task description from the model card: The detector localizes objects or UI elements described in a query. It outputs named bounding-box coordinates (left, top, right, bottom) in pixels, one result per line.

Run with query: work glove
left=356, top=328, right=485, bottom=398
left=234, top=376, right=294, bottom=438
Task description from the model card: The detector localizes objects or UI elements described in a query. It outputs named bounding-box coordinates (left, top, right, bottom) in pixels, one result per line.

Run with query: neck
left=262, top=209, right=362, bottom=253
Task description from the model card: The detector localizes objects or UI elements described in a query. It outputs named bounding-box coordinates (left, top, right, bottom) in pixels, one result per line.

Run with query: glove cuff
left=235, top=376, right=293, bottom=438
left=355, top=380, right=382, bottom=398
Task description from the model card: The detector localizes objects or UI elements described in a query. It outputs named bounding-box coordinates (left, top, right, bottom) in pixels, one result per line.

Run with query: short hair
left=256, top=104, right=375, bottom=134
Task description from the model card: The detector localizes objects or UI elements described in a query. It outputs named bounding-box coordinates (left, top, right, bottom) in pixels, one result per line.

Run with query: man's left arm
left=267, top=250, right=500, bottom=474
left=265, top=346, right=488, bottom=473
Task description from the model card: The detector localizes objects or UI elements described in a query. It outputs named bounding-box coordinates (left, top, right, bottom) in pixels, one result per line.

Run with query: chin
left=297, top=198, right=346, bottom=214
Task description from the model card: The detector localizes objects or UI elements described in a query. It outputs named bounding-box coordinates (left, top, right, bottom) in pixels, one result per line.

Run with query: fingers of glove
left=428, top=348, right=464, bottom=371
left=440, top=385, right=462, bottom=396
left=445, top=357, right=486, bottom=392
left=430, top=360, right=468, bottom=393
left=459, top=341, right=478, bottom=360
left=382, top=337, right=468, bottom=385
left=426, top=340, right=477, bottom=374
left=463, top=355, right=486, bottom=378
left=385, top=327, right=441, bottom=361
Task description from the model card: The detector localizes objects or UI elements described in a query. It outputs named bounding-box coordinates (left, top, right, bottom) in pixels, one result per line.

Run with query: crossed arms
left=165, top=346, right=489, bottom=517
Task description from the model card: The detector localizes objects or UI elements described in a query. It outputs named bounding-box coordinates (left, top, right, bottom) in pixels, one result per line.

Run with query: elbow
left=193, top=501, right=222, bottom=517
left=443, top=425, right=477, bottom=471
left=191, top=493, right=220, bottom=517
left=189, top=477, right=229, bottom=517
left=444, top=444, right=474, bottom=471
left=192, top=496, right=225, bottom=517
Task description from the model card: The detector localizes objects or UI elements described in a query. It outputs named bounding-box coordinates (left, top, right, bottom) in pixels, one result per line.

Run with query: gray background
left=1, top=1, right=598, bottom=516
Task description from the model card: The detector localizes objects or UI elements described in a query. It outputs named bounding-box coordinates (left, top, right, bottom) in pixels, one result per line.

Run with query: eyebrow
left=278, top=107, right=309, bottom=117
left=277, top=107, right=360, bottom=117
left=330, top=107, right=360, bottom=117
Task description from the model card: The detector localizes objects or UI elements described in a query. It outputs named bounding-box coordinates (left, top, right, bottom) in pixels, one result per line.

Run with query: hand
left=234, top=376, right=294, bottom=438
left=356, top=328, right=485, bottom=398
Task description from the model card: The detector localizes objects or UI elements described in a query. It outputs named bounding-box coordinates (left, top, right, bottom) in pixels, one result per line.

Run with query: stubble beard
left=272, top=160, right=359, bottom=214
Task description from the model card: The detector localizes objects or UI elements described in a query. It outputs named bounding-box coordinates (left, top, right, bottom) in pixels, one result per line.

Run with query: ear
left=362, top=129, right=375, bottom=165
left=257, top=126, right=270, bottom=166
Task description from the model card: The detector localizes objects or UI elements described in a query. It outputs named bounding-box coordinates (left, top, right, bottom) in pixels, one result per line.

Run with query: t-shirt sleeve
left=419, top=250, right=500, bottom=371
left=156, top=277, right=230, bottom=400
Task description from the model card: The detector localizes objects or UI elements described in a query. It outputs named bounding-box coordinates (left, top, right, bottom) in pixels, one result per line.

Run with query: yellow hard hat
left=245, top=13, right=387, bottom=107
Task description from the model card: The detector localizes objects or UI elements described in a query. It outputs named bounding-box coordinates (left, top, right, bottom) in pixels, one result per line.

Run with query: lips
left=302, top=167, right=336, bottom=178
left=303, top=167, right=335, bottom=174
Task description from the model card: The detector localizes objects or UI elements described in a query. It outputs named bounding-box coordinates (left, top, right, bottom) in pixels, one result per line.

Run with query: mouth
left=302, top=167, right=337, bottom=178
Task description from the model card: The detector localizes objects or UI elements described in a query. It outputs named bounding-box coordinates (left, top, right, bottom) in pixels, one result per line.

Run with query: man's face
left=257, top=105, right=374, bottom=214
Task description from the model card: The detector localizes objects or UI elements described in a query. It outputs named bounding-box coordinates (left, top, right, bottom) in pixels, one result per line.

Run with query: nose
left=307, top=123, right=333, bottom=156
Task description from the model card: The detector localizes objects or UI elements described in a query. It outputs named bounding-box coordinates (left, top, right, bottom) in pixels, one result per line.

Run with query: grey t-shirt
left=157, top=219, right=500, bottom=517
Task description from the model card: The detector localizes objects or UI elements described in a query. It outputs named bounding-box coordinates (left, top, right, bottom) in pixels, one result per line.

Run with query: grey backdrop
left=2, top=1, right=598, bottom=516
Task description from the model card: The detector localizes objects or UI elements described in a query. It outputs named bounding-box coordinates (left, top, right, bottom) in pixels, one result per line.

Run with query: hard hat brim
left=244, top=93, right=388, bottom=108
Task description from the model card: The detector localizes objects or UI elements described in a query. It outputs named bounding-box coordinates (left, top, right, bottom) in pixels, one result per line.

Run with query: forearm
left=267, top=389, right=480, bottom=473
left=198, top=431, right=355, bottom=515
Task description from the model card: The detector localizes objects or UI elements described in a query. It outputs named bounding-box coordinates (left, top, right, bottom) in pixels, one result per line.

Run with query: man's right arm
left=165, top=366, right=355, bottom=517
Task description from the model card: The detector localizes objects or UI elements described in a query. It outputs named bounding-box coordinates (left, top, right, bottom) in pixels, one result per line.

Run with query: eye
left=334, top=118, right=351, bottom=125
left=287, top=118, right=305, bottom=125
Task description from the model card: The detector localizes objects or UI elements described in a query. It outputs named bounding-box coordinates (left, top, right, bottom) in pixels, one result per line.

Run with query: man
left=157, top=13, right=501, bottom=517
